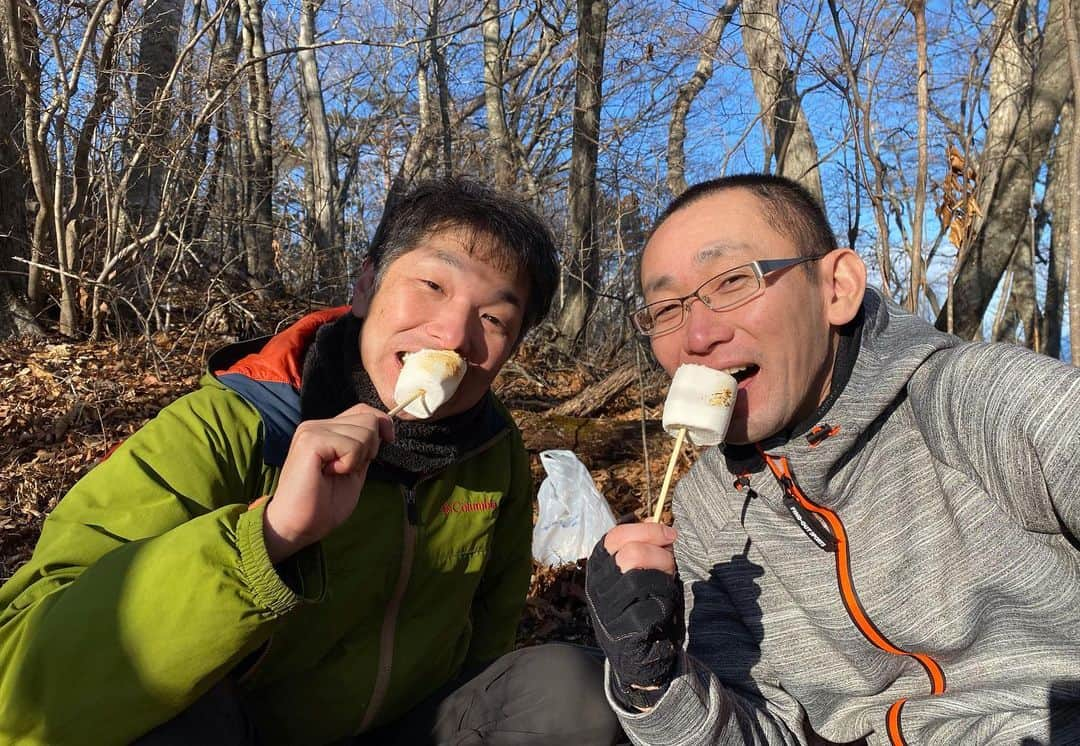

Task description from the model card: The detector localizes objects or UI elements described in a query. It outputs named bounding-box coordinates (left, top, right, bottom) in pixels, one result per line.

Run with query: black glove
left=585, top=537, right=684, bottom=707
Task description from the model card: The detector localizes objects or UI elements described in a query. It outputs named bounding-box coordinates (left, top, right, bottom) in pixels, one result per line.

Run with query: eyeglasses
left=630, top=255, right=826, bottom=337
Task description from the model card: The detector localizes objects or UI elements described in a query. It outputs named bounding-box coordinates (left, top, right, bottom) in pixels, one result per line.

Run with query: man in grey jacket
left=585, top=173, right=1080, bottom=745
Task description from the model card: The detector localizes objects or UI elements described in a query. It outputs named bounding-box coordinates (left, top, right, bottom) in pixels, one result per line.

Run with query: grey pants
left=135, top=643, right=623, bottom=746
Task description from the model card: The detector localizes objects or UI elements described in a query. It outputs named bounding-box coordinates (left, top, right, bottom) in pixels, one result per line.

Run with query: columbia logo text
left=441, top=499, right=498, bottom=516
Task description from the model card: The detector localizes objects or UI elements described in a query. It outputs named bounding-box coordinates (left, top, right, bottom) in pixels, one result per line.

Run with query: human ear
left=350, top=258, right=376, bottom=318
left=820, top=249, right=866, bottom=326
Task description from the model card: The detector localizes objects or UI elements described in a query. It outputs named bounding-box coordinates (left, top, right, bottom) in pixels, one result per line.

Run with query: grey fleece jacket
left=610, top=289, right=1080, bottom=746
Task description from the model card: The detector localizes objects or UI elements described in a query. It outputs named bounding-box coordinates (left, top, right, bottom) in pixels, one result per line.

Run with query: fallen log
left=514, top=411, right=666, bottom=464
left=549, top=362, right=637, bottom=418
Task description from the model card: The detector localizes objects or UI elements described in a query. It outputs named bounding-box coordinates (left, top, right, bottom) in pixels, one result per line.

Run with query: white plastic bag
left=532, top=450, right=617, bottom=566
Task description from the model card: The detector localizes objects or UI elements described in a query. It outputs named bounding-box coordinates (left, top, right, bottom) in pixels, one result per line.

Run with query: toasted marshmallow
left=662, top=364, right=737, bottom=446
left=392, top=349, right=467, bottom=419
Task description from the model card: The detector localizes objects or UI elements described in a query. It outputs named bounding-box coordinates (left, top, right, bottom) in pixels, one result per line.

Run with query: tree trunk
left=401, top=39, right=435, bottom=182
left=125, top=0, right=184, bottom=231
left=0, top=34, right=39, bottom=337
left=3, top=0, right=51, bottom=312
left=908, top=0, right=929, bottom=313
left=482, top=0, right=514, bottom=189
left=666, top=1, right=739, bottom=197
left=937, top=0, right=1069, bottom=339
left=298, top=0, right=342, bottom=302
left=827, top=0, right=895, bottom=290
left=740, top=0, right=823, bottom=202
left=554, top=0, right=607, bottom=352
left=993, top=228, right=1038, bottom=346
left=191, top=0, right=240, bottom=245
left=62, top=0, right=127, bottom=337
left=1064, top=0, right=1080, bottom=364
left=1042, top=100, right=1070, bottom=359
left=238, top=0, right=275, bottom=295
left=428, top=0, right=452, bottom=178
left=0, top=24, right=27, bottom=272
left=0, top=22, right=36, bottom=336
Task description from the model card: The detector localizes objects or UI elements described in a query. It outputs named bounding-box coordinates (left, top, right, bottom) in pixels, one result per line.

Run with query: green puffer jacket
left=0, top=308, right=535, bottom=745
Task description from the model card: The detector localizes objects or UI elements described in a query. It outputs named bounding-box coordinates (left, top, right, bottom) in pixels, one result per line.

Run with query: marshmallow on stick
left=652, top=364, right=738, bottom=523
left=390, top=349, right=467, bottom=419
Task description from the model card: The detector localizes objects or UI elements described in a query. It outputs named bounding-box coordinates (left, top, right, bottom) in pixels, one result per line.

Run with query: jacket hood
left=207, top=306, right=352, bottom=466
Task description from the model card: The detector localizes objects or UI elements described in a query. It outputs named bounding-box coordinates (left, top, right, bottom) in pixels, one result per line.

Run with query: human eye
left=705, top=268, right=754, bottom=296
left=650, top=301, right=682, bottom=321
left=482, top=313, right=507, bottom=333
left=418, top=278, right=443, bottom=293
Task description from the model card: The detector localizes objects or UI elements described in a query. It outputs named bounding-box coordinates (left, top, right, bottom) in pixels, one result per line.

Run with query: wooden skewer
left=651, top=427, right=686, bottom=524
left=387, top=389, right=425, bottom=418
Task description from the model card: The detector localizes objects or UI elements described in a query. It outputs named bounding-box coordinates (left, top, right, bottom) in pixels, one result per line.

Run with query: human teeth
left=392, top=349, right=467, bottom=419
left=662, top=364, right=737, bottom=446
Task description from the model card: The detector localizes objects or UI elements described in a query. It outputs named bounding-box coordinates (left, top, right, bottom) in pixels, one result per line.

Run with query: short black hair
left=367, top=177, right=559, bottom=338
left=652, top=174, right=837, bottom=264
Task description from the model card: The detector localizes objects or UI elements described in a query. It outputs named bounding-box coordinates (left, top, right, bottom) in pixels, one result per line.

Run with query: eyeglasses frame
left=630, top=254, right=827, bottom=337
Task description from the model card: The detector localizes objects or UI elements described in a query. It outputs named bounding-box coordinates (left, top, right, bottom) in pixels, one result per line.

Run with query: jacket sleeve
left=910, top=342, right=1080, bottom=538
left=608, top=477, right=807, bottom=746
left=463, top=426, right=534, bottom=665
left=0, top=381, right=322, bottom=746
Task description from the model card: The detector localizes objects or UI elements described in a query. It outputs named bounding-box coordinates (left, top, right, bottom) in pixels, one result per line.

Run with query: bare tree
left=189, top=0, right=241, bottom=248
left=428, top=0, right=453, bottom=177
left=298, top=0, right=342, bottom=301
left=482, top=0, right=514, bottom=189
left=400, top=9, right=438, bottom=182
left=938, top=0, right=1069, bottom=340
left=741, top=0, right=823, bottom=201
left=1042, top=102, right=1071, bottom=358
left=1064, top=0, right=1080, bottom=363
left=238, top=0, right=276, bottom=295
left=126, top=0, right=185, bottom=230
left=554, top=0, right=608, bottom=351
left=907, top=0, right=928, bottom=312
left=3, top=0, right=50, bottom=312
left=0, top=23, right=40, bottom=337
left=666, top=1, right=740, bottom=197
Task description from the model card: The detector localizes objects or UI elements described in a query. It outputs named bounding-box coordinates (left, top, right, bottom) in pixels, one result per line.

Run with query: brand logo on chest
left=441, top=499, right=498, bottom=516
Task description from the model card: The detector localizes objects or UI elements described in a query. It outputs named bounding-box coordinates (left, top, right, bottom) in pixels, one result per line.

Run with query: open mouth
left=721, top=364, right=758, bottom=384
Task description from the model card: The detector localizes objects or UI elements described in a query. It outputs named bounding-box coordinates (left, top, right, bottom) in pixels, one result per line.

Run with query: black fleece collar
left=299, top=313, right=506, bottom=485
left=785, top=306, right=865, bottom=439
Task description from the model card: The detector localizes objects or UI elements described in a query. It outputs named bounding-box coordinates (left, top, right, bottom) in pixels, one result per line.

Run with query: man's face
left=642, top=188, right=836, bottom=444
left=359, top=225, right=529, bottom=419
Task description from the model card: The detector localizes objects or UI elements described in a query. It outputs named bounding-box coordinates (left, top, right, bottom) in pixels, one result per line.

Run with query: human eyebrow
left=431, top=249, right=464, bottom=268
left=642, top=243, right=749, bottom=296
left=488, top=288, right=522, bottom=309
left=693, top=242, right=754, bottom=266
left=641, top=273, right=674, bottom=297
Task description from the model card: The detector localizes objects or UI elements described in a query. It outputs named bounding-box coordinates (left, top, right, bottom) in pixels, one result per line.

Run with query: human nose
left=682, top=295, right=734, bottom=354
left=425, top=300, right=473, bottom=355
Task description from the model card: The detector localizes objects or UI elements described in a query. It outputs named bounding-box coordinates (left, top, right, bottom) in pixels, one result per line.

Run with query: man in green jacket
left=0, top=179, right=621, bottom=745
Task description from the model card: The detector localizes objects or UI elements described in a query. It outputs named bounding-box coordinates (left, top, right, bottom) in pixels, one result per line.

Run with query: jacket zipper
left=757, top=449, right=946, bottom=745
left=358, top=483, right=419, bottom=732
left=357, top=424, right=513, bottom=731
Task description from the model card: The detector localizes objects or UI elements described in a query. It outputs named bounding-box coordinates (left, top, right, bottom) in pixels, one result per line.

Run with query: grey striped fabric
left=609, top=289, right=1080, bottom=745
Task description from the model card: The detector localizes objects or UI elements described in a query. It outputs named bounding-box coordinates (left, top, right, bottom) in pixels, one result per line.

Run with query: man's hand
left=585, top=522, right=684, bottom=709
left=263, top=403, right=394, bottom=564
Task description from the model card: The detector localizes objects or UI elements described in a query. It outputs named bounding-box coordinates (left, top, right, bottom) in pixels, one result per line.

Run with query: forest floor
left=0, top=299, right=688, bottom=649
